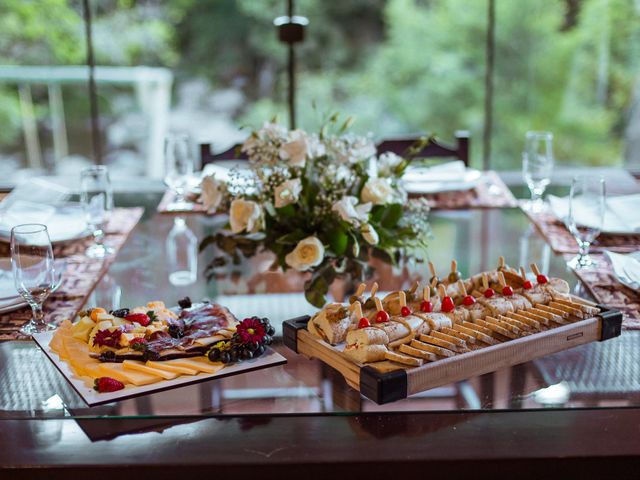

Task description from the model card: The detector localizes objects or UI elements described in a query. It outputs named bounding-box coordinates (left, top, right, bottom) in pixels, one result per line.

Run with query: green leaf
left=327, top=227, right=348, bottom=256
left=276, top=230, right=306, bottom=245
left=370, top=205, right=385, bottom=223
left=380, top=203, right=403, bottom=229
left=276, top=204, right=296, bottom=217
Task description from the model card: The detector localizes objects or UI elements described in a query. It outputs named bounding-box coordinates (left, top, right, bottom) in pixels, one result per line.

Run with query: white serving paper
left=33, top=330, right=287, bottom=407
left=548, top=193, right=640, bottom=235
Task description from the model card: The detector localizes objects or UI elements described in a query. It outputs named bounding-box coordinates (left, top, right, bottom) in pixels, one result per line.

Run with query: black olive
left=177, top=297, right=192, bottom=309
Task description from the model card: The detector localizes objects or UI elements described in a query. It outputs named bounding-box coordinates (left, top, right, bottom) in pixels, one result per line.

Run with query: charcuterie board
left=283, top=260, right=623, bottom=404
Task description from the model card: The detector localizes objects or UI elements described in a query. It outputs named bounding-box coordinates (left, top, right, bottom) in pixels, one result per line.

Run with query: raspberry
left=523, top=280, right=533, bottom=290
left=441, top=296, right=455, bottom=313
left=94, top=377, right=125, bottom=393
left=536, top=274, right=549, bottom=284
left=375, top=310, right=390, bottom=323
left=484, top=288, right=495, bottom=298
left=125, top=313, right=151, bottom=326
left=400, top=306, right=411, bottom=317
left=502, top=286, right=514, bottom=296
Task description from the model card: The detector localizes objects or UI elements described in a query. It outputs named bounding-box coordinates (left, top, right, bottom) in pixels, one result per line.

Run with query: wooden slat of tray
left=297, top=330, right=362, bottom=388
left=405, top=317, right=600, bottom=396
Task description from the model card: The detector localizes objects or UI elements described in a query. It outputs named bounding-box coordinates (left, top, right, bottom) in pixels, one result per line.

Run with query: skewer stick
left=482, top=273, right=489, bottom=290
left=530, top=263, right=542, bottom=277
left=374, top=297, right=384, bottom=312
left=497, top=271, right=507, bottom=289
left=457, top=280, right=467, bottom=296
left=498, top=256, right=505, bottom=270
left=428, top=261, right=437, bottom=278
left=351, top=301, right=363, bottom=319
left=408, top=281, right=419, bottom=295
left=519, top=267, right=528, bottom=282
left=422, top=286, right=430, bottom=301
left=450, top=260, right=457, bottom=274
left=398, top=290, right=407, bottom=308
left=438, top=284, right=448, bottom=299
left=430, top=277, right=438, bottom=288
left=355, top=283, right=366, bottom=297
left=369, top=282, right=379, bottom=299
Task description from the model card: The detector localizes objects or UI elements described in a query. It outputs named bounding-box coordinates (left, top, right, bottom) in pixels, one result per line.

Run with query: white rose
left=361, top=178, right=394, bottom=205
left=279, top=129, right=308, bottom=167
left=377, top=152, right=403, bottom=176
left=200, top=174, right=224, bottom=213
left=361, top=223, right=379, bottom=245
left=285, top=236, right=325, bottom=272
left=274, top=178, right=302, bottom=208
left=229, top=199, right=263, bottom=234
left=332, top=196, right=371, bottom=225
left=348, top=138, right=376, bottom=164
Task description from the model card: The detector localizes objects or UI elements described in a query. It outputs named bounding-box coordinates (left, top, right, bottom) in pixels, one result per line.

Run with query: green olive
left=429, top=286, right=437, bottom=297
left=349, top=295, right=364, bottom=305
left=448, top=271, right=461, bottom=283
left=363, top=298, right=376, bottom=310
left=404, top=290, right=416, bottom=302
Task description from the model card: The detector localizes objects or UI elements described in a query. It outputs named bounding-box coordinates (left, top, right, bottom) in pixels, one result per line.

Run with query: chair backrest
left=376, top=130, right=470, bottom=166
left=202, top=130, right=470, bottom=166
left=200, top=143, right=247, bottom=165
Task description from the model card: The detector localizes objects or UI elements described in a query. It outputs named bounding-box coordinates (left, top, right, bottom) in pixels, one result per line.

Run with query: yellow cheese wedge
left=122, top=360, right=178, bottom=380
left=49, top=333, right=64, bottom=354
left=98, top=363, right=158, bottom=386
left=166, top=357, right=224, bottom=374
left=146, top=360, right=199, bottom=375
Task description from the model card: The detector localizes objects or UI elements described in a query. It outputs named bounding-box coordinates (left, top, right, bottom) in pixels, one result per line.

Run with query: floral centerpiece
left=199, top=116, right=430, bottom=307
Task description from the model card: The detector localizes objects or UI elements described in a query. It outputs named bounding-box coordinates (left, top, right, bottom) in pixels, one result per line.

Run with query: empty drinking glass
left=166, top=217, right=197, bottom=286
left=164, top=134, right=195, bottom=211
left=522, top=131, right=554, bottom=213
left=11, top=224, right=56, bottom=335
left=81, top=166, right=114, bottom=258
left=567, top=175, right=606, bottom=269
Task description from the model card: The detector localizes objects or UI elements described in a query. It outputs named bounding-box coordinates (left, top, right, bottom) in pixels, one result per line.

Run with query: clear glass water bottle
left=166, top=217, right=197, bottom=286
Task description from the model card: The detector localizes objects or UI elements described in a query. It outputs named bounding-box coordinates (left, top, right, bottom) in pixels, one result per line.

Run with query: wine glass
left=522, top=131, right=554, bottom=213
left=81, top=165, right=114, bottom=259
left=164, top=133, right=195, bottom=211
left=567, top=175, right=606, bottom=269
left=10, top=224, right=57, bottom=335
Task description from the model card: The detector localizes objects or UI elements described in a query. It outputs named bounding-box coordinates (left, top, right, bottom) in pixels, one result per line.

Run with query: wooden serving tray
left=283, top=300, right=622, bottom=404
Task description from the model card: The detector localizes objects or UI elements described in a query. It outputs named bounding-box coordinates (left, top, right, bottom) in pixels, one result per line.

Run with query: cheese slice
left=146, top=360, right=199, bottom=375
left=98, top=363, right=158, bottom=386
left=123, top=360, right=178, bottom=380
left=165, top=357, right=224, bottom=374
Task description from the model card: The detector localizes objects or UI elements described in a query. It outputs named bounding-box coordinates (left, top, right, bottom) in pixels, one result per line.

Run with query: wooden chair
left=200, top=143, right=247, bottom=165
left=376, top=130, right=470, bottom=166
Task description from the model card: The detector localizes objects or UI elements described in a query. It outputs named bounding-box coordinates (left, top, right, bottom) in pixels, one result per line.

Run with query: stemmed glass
left=567, top=175, right=606, bottom=269
left=522, top=131, right=554, bottom=213
left=164, top=133, right=195, bottom=211
left=10, top=224, right=56, bottom=335
left=81, top=165, right=114, bottom=259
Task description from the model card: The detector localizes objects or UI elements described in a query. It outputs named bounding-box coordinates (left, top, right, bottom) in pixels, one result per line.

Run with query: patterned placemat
left=0, top=207, right=144, bottom=341
left=525, top=209, right=640, bottom=254
left=411, top=171, right=518, bottom=209
left=158, top=171, right=518, bottom=214
left=569, top=253, right=640, bottom=330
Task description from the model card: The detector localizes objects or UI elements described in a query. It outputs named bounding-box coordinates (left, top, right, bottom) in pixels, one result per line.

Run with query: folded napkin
left=548, top=193, right=640, bottom=234
left=403, top=161, right=481, bottom=194
left=606, top=250, right=640, bottom=291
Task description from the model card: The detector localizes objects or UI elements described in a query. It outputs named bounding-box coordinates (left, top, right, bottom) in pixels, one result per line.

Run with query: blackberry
left=98, top=350, right=116, bottom=362
left=177, top=297, right=192, bottom=309
left=142, top=350, right=159, bottom=362
left=168, top=325, right=184, bottom=339
left=110, top=308, right=130, bottom=318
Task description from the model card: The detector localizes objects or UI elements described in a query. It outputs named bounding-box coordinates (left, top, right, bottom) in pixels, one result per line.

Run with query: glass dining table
left=1, top=185, right=639, bottom=477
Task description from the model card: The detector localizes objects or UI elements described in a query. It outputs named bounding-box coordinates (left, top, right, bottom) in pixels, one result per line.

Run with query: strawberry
left=536, top=274, right=549, bottom=284
left=125, top=313, right=151, bottom=326
left=94, top=377, right=125, bottom=393
left=462, top=295, right=476, bottom=306
left=375, top=310, right=390, bottom=323
left=523, top=280, right=533, bottom=290
left=358, top=317, right=371, bottom=328
left=420, top=300, right=433, bottom=313
left=400, top=306, right=411, bottom=317
left=484, top=288, right=495, bottom=298
left=129, top=338, right=148, bottom=351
